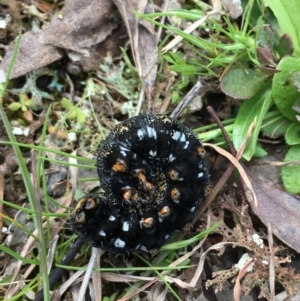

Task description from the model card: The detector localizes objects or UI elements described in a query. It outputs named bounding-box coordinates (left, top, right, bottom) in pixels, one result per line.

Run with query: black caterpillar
left=71, top=114, right=210, bottom=256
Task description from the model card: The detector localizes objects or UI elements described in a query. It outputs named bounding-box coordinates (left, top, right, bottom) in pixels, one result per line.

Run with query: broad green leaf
left=257, top=25, right=274, bottom=49
left=165, top=52, right=185, bottom=64
left=233, top=83, right=272, bottom=160
left=76, top=110, right=86, bottom=124
left=272, top=57, right=300, bottom=121
left=285, top=123, right=300, bottom=145
left=8, top=102, right=22, bottom=111
left=67, top=110, right=77, bottom=119
left=281, top=145, right=300, bottom=194
left=61, top=97, right=73, bottom=110
left=221, top=69, right=269, bottom=99
left=261, top=114, right=292, bottom=138
left=253, top=145, right=268, bottom=158
left=171, top=90, right=180, bottom=104
left=178, top=79, right=189, bottom=90
left=24, top=99, right=33, bottom=107
left=163, top=54, right=176, bottom=64
left=264, top=0, right=300, bottom=56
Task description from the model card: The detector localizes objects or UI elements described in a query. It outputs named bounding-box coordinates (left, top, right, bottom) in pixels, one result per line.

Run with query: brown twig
left=196, top=106, right=257, bottom=219
left=207, top=105, right=236, bottom=155
left=170, top=81, right=203, bottom=119
left=194, top=163, right=236, bottom=222
left=194, top=105, right=238, bottom=218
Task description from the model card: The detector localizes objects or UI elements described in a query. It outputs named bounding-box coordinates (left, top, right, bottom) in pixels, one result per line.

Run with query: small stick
left=170, top=81, right=203, bottom=119
left=194, top=163, right=236, bottom=222
left=206, top=106, right=237, bottom=155
left=194, top=106, right=238, bottom=219
left=197, top=106, right=257, bottom=218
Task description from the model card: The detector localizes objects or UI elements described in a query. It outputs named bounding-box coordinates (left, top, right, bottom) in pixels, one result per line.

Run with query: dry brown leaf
left=0, top=0, right=128, bottom=79
left=101, top=272, right=154, bottom=282
left=257, top=46, right=277, bottom=67
left=92, top=250, right=103, bottom=301
left=41, top=0, right=128, bottom=72
left=77, top=248, right=99, bottom=301
left=0, top=31, right=62, bottom=80
left=221, top=0, right=243, bottom=19
left=33, top=0, right=55, bottom=13
left=41, top=0, right=117, bottom=53
left=46, top=235, right=59, bottom=274
left=117, top=275, right=160, bottom=301
left=233, top=259, right=254, bottom=301
left=80, top=24, right=128, bottom=72
left=247, top=170, right=300, bottom=253
left=113, top=0, right=157, bottom=111
left=59, top=269, right=86, bottom=297
left=147, top=283, right=168, bottom=301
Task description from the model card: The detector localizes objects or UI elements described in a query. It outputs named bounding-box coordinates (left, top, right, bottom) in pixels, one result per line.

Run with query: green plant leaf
left=261, top=114, right=292, bottom=138
left=24, top=98, right=33, bottom=107
left=281, top=145, right=300, bottom=194
left=164, top=53, right=204, bottom=76
left=221, top=69, right=269, bottom=99
left=0, top=244, right=38, bottom=264
left=139, top=9, right=204, bottom=21
left=61, top=97, right=73, bottom=110
left=272, top=57, right=300, bottom=121
left=21, top=105, right=28, bottom=112
left=285, top=123, right=300, bottom=145
left=253, top=144, right=268, bottom=158
left=233, top=83, right=272, bottom=160
left=257, top=24, right=274, bottom=49
left=8, top=102, right=22, bottom=111
left=171, top=90, right=180, bottom=104
left=76, top=110, right=86, bottom=124
left=163, top=54, right=176, bottom=64
left=264, top=0, right=300, bottom=56
left=169, top=64, right=200, bottom=76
